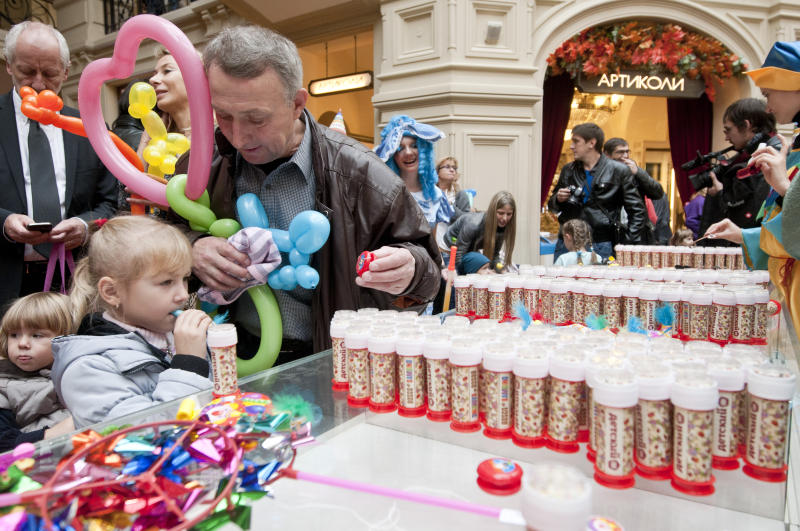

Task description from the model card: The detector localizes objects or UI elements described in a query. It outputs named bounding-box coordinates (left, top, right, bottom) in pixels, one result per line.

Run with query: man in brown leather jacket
left=186, top=26, right=441, bottom=360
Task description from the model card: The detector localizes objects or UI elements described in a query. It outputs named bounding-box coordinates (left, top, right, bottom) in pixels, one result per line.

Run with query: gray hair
left=203, top=25, right=302, bottom=102
left=4, top=21, right=70, bottom=70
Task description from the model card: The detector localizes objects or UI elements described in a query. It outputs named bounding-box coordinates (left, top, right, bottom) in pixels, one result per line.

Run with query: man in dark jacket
left=185, top=26, right=441, bottom=361
left=603, top=137, right=671, bottom=245
left=548, top=123, right=646, bottom=261
left=696, top=98, right=780, bottom=247
left=0, top=22, right=117, bottom=311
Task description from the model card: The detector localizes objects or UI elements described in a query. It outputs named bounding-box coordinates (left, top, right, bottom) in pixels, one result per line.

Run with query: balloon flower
left=19, top=86, right=143, bottom=173
left=237, top=194, right=330, bottom=292
left=77, top=14, right=213, bottom=208
left=128, top=82, right=191, bottom=178
left=230, top=194, right=330, bottom=375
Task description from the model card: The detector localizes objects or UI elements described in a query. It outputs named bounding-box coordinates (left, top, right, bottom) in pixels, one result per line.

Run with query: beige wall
left=375, top=0, right=540, bottom=262
left=299, top=30, right=375, bottom=143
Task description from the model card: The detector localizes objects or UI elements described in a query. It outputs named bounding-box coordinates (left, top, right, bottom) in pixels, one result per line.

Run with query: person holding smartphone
left=0, top=22, right=116, bottom=313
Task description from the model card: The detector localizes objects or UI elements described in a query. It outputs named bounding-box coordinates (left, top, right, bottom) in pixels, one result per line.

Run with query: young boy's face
left=7, top=327, right=56, bottom=372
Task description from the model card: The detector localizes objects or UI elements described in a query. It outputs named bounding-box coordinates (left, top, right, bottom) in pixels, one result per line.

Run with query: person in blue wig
left=375, top=115, right=454, bottom=226
left=705, top=40, right=800, bottom=336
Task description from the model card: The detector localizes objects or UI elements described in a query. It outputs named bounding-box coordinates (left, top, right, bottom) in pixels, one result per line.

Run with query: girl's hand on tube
left=174, top=309, right=212, bottom=357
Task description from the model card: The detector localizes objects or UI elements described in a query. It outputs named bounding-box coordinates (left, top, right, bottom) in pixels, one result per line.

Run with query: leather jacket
left=633, top=167, right=664, bottom=200
left=548, top=154, right=646, bottom=243
left=173, top=112, right=441, bottom=352
left=697, top=133, right=782, bottom=246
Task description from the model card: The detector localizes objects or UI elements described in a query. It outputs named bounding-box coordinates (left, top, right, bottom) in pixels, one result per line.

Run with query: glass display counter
left=31, top=313, right=799, bottom=530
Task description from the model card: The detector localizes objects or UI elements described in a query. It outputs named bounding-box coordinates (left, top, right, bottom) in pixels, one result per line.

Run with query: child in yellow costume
left=705, top=41, right=800, bottom=336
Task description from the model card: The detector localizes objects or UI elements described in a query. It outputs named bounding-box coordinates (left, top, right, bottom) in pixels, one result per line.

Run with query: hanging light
left=308, top=35, right=374, bottom=97
left=568, top=90, right=624, bottom=124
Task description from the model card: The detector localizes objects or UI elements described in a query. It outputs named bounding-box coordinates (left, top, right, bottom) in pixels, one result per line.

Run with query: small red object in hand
left=356, top=251, right=374, bottom=276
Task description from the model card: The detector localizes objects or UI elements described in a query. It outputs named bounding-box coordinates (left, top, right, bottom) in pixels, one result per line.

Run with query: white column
left=374, top=0, right=541, bottom=264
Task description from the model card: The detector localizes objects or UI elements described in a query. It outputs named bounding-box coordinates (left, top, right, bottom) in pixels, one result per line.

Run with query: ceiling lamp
left=308, top=35, right=373, bottom=97
left=569, top=89, right=624, bottom=125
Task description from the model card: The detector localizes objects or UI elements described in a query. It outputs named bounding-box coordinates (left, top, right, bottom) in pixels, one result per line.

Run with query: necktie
left=28, top=121, right=61, bottom=257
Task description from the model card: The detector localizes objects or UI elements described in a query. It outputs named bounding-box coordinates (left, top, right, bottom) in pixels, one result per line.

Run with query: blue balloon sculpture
left=232, top=193, right=331, bottom=376
left=235, top=193, right=330, bottom=291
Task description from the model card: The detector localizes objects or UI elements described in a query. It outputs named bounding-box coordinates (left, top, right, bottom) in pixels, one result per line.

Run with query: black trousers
left=237, top=326, right=315, bottom=367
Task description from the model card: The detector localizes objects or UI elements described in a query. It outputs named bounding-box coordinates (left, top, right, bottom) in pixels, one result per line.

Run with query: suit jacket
left=0, top=91, right=117, bottom=306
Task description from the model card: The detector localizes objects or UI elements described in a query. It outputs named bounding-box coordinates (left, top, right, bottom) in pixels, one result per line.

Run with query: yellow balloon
left=128, top=102, right=150, bottom=119
left=160, top=154, right=178, bottom=174
left=166, top=133, right=190, bottom=155
left=128, top=82, right=156, bottom=116
left=142, top=111, right=167, bottom=140
left=143, top=139, right=167, bottom=167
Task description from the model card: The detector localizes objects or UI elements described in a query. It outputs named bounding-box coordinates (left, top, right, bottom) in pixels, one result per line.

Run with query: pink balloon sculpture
left=78, top=14, right=213, bottom=205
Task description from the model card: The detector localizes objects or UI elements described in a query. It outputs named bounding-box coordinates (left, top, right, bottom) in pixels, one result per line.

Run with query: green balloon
left=166, top=174, right=216, bottom=231
left=209, top=218, right=242, bottom=238
left=236, top=284, right=282, bottom=376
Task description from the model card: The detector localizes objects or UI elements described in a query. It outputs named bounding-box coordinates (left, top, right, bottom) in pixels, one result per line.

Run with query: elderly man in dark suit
left=0, top=21, right=116, bottom=310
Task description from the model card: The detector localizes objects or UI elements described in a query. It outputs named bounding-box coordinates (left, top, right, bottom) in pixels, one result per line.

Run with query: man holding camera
left=603, top=137, right=671, bottom=244
left=694, top=98, right=780, bottom=245
left=548, top=123, right=646, bottom=261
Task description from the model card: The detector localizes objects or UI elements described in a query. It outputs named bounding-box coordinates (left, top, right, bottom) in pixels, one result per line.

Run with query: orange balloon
left=37, top=90, right=62, bottom=111
left=19, top=86, right=144, bottom=172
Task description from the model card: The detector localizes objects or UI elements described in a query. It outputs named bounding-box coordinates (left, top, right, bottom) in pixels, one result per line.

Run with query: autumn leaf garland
left=547, top=22, right=747, bottom=100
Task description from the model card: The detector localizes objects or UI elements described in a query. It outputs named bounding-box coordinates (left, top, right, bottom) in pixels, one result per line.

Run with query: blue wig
left=375, top=115, right=444, bottom=202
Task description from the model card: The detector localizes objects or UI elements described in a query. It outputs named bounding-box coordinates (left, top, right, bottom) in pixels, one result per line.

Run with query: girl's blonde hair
left=562, top=218, right=599, bottom=265
left=0, top=292, right=73, bottom=357
left=483, top=191, right=516, bottom=266
left=70, top=216, right=192, bottom=323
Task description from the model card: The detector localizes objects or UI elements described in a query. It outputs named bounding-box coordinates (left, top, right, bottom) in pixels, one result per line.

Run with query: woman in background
left=445, top=191, right=516, bottom=274
left=375, top=115, right=453, bottom=226
left=125, top=49, right=193, bottom=211
left=436, top=157, right=472, bottom=221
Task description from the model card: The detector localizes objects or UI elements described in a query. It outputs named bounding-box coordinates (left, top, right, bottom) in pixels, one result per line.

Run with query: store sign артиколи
left=576, top=70, right=705, bottom=98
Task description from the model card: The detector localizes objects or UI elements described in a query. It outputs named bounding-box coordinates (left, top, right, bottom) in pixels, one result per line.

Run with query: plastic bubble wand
left=270, top=448, right=525, bottom=526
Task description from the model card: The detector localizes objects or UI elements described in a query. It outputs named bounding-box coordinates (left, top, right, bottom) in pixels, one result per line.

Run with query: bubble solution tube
left=743, top=364, right=797, bottom=482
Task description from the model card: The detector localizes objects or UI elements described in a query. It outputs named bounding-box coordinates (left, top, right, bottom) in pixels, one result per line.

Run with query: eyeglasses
left=439, top=164, right=458, bottom=171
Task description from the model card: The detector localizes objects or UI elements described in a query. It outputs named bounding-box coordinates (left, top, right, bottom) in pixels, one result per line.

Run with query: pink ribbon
left=44, top=242, right=75, bottom=294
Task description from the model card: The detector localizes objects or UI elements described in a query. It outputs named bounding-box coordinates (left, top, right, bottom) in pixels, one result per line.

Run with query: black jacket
left=0, top=91, right=118, bottom=310
left=450, top=189, right=472, bottom=222
left=548, top=154, right=646, bottom=243
left=633, top=167, right=664, bottom=200
left=697, top=133, right=782, bottom=247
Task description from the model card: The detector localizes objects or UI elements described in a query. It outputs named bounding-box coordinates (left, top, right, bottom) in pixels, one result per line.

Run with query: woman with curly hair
left=374, top=115, right=453, bottom=225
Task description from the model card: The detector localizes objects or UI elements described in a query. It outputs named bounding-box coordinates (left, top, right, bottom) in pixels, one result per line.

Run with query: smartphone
left=26, top=222, right=53, bottom=233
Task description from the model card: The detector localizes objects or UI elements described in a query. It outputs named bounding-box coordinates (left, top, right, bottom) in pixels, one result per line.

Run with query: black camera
left=566, top=184, right=584, bottom=207
left=683, top=132, right=769, bottom=191
left=689, top=170, right=714, bottom=191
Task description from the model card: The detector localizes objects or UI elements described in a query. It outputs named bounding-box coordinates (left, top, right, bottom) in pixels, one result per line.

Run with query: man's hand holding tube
left=355, top=246, right=415, bottom=295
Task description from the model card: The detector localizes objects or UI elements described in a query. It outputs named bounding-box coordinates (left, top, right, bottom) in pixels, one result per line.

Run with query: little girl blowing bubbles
left=51, top=216, right=213, bottom=428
